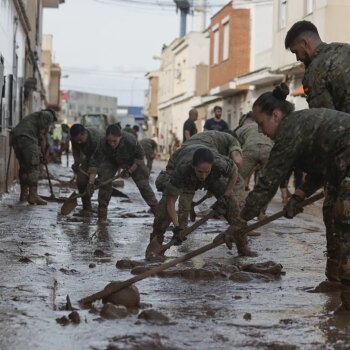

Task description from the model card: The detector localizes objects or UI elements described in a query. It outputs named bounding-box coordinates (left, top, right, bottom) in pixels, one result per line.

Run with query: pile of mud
left=107, top=333, right=179, bottom=350
left=116, top=259, right=284, bottom=282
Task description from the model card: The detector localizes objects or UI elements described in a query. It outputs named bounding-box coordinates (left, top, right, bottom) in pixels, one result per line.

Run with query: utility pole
left=174, top=0, right=191, bottom=38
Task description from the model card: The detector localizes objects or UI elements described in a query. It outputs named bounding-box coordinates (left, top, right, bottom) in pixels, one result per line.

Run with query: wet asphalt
left=0, top=160, right=349, bottom=350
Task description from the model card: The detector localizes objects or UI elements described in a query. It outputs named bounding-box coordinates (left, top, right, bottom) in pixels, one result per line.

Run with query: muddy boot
left=340, top=283, right=350, bottom=311
left=233, top=231, right=257, bottom=257
left=258, top=211, right=267, bottom=221
left=77, top=197, right=94, bottom=217
left=19, top=185, right=29, bottom=202
left=281, top=188, right=290, bottom=205
left=145, top=233, right=165, bottom=261
left=28, top=186, right=47, bottom=205
left=98, top=207, right=108, bottom=224
left=308, top=259, right=341, bottom=293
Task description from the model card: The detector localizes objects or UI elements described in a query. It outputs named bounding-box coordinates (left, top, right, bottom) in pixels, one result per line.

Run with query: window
left=279, top=0, right=287, bottom=29
left=213, top=29, right=219, bottom=65
left=304, top=0, right=314, bottom=15
left=95, top=106, right=101, bottom=113
left=223, top=22, right=230, bottom=61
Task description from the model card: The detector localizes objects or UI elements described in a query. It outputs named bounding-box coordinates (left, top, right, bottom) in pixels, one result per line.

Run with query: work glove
left=284, top=194, right=304, bottom=219
left=120, top=169, right=131, bottom=179
left=86, top=183, right=95, bottom=197
left=172, top=226, right=186, bottom=246
left=213, top=217, right=247, bottom=250
left=212, top=195, right=230, bottom=216
left=71, top=163, right=80, bottom=174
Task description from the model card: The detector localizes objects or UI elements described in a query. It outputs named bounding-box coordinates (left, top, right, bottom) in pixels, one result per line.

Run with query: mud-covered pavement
left=1, top=160, right=350, bottom=350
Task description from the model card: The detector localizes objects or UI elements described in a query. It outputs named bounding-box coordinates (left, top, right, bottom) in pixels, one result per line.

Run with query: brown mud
left=0, top=160, right=350, bottom=349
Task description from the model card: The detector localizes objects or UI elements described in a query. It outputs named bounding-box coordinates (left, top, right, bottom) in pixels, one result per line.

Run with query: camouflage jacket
left=183, top=130, right=242, bottom=156
left=303, top=42, right=350, bottom=113
left=140, top=138, right=157, bottom=156
left=12, top=110, right=55, bottom=144
left=163, top=144, right=237, bottom=196
left=241, top=108, right=350, bottom=220
left=71, top=127, right=104, bottom=173
left=94, top=131, right=144, bottom=169
left=235, top=120, right=273, bottom=150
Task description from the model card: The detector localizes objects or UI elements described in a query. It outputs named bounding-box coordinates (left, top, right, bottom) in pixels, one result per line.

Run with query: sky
left=43, top=0, right=226, bottom=107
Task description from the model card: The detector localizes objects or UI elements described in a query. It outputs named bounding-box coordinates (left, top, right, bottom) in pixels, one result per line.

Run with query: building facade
left=156, top=31, right=209, bottom=147
left=0, top=0, right=64, bottom=194
left=60, top=90, right=118, bottom=125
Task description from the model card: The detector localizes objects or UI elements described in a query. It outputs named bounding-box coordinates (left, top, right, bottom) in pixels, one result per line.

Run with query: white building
left=60, top=90, right=118, bottom=125
left=157, top=31, right=209, bottom=146
left=0, top=0, right=64, bottom=194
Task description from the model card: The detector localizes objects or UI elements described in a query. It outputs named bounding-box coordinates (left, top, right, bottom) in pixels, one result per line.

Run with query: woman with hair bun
left=215, top=83, right=350, bottom=311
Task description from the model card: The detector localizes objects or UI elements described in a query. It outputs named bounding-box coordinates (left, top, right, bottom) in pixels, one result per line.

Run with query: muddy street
left=0, top=160, right=349, bottom=350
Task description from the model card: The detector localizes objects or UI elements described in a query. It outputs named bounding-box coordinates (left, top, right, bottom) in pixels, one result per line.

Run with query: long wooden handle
left=70, top=174, right=122, bottom=200
left=159, top=210, right=215, bottom=254
left=45, top=163, right=55, bottom=197
left=79, top=191, right=324, bottom=305
left=192, top=193, right=211, bottom=207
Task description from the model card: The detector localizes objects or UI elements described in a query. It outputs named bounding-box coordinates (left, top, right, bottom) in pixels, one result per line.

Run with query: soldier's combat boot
left=326, top=258, right=341, bottom=282
left=28, top=186, right=47, bottom=205
left=308, top=258, right=342, bottom=293
left=97, top=206, right=108, bottom=224
left=77, top=197, right=94, bottom=217
left=19, top=185, right=29, bottom=202
left=234, top=231, right=257, bottom=257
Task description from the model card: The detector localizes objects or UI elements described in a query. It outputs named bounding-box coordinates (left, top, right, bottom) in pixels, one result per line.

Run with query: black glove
left=86, top=183, right=95, bottom=197
left=284, top=194, right=304, bottom=218
left=212, top=195, right=230, bottom=216
left=120, top=169, right=131, bottom=179
left=71, top=163, right=80, bottom=174
left=172, top=226, right=186, bottom=246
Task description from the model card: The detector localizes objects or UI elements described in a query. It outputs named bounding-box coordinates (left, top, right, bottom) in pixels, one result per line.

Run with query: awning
left=291, top=85, right=305, bottom=97
left=236, top=68, right=284, bottom=86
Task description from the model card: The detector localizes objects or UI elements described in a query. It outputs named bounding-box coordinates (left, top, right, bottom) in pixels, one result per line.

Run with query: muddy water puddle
left=0, top=161, right=350, bottom=349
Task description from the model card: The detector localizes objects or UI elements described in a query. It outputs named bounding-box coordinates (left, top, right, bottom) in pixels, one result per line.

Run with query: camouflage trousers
left=145, top=154, right=155, bottom=172
left=75, top=161, right=92, bottom=209
left=98, top=160, right=158, bottom=209
left=12, top=136, right=41, bottom=186
left=238, top=145, right=271, bottom=214
left=323, top=148, right=350, bottom=285
left=240, top=145, right=271, bottom=181
left=150, top=173, right=240, bottom=242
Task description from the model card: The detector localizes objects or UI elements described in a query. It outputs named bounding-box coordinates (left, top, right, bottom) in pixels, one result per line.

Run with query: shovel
left=145, top=210, right=216, bottom=260
left=79, top=191, right=324, bottom=306
left=44, top=163, right=56, bottom=199
left=79, top=167, right=130, bottom=199
left=60, top=174, right=121, bottom=215
left=190, top=192, right=212, bottom=222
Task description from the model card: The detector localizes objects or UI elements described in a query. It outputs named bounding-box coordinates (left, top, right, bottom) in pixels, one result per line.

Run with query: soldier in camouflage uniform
left=179, top=130, right=245, bottom=228
left=221, top=84, right=350, bottom=310
left=285, top=20, right=350, bottom=113
left=11, top=109, right=56, bottom=205
left=235, top=112, right=273, bottom=219
left=286, top=20, right=350, bottom=295
left=89, top=124, right=158, bottom=222
left=235, top=112, right=273, bottom=182
left=70, top=124, right=105, bottom=215
left=140, top=138, right=157, bottom=171
left=148, top=144, right=255, bottom=257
